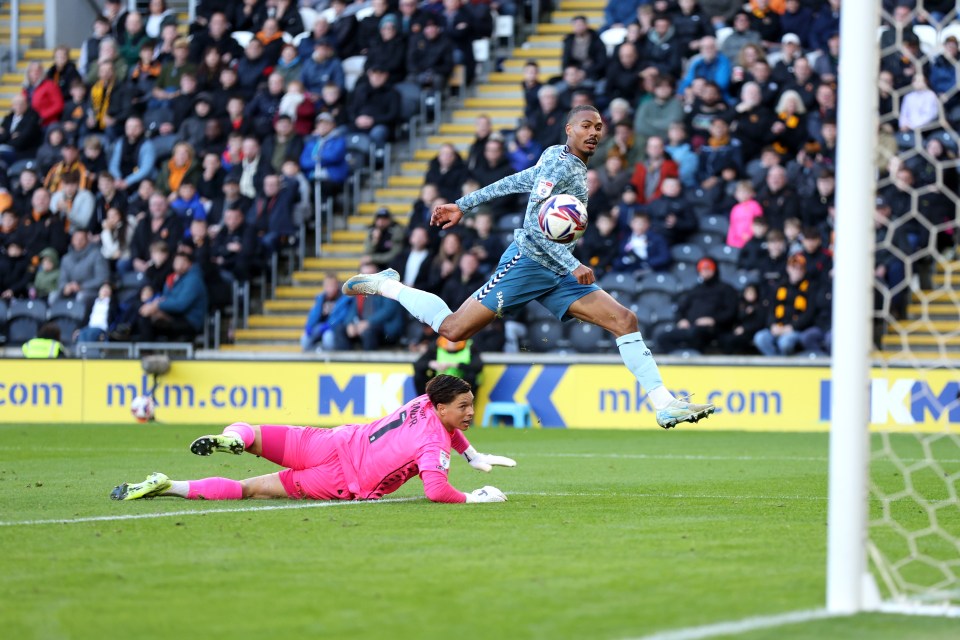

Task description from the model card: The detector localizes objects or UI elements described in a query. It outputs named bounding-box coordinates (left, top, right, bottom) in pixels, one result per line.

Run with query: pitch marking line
left=628, top=608, right=837, bottom=640
left=0, top=491, right=828, bottom=528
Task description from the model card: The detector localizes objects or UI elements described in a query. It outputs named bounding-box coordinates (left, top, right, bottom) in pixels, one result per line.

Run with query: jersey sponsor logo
left=535, top=179, right=555, bottom=198
left=438, top=450, right=450, bottom=470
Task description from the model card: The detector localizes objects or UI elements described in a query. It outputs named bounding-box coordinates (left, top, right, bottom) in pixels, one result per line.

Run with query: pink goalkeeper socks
left=223, top=422, right=255, bottom=448
left=186, top=477, right=244, bottom=500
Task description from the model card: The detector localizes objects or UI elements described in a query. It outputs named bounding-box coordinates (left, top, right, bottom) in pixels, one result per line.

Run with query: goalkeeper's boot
left=110, top=472, right=171, bottom=501
left=341, top=268, right=400, bottom=297
left=656, top=398, right=716, bottom=429
left=190, top=433, right=246, bottom=456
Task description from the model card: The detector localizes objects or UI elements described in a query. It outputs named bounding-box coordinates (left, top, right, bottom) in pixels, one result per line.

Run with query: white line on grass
left=628, top=608, right=837, bottom=640
left=0, top=491, right=828, bottom=528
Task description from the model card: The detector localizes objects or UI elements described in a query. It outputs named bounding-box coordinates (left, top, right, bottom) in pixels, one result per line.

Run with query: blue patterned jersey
left=455, top=144, right=588, bottom=275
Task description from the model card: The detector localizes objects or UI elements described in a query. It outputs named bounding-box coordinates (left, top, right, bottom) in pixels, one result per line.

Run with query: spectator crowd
left=0, top=0, right=957, bottom=357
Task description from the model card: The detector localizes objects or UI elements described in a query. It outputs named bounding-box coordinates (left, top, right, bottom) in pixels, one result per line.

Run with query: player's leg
left=190, top=422, right=260, bottom=457
left=565, top=290, right=715, bottom=428
left=342, top=267, right=455, bottom=333
left=110, top=471, right=288, bottom=500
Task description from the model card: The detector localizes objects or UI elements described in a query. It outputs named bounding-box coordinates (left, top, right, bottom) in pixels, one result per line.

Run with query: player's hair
left=566, top=104, right=599, bottom=125
left=426, top=375, right=472, bottom=406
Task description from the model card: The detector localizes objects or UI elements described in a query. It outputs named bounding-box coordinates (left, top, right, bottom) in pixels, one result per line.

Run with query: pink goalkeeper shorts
left=261, top=425, right=353, bottom=500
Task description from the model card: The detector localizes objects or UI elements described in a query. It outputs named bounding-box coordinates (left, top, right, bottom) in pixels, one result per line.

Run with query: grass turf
left=0, top=424, right=957, bottom=640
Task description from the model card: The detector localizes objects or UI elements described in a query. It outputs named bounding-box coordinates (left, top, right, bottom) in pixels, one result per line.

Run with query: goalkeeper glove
left=465, top=485, right=507, bottom=503
left=462, top=445, right=517, bottom=473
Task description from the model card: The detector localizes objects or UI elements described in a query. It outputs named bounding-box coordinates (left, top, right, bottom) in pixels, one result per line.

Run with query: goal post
left=827, top=0, right=879, bottom=615
left=828, top=1, right=960, bottom=617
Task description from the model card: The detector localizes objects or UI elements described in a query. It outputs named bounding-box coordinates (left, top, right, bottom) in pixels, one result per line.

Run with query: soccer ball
left=130, top=395, right=156, bottom=423
left=537, top=194, right=588, bottom=243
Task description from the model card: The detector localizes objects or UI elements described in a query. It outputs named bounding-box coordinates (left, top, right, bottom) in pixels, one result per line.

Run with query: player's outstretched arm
left=431, top=203, right=464, bottom=229
left=462, top=445, right=517, bottom=473
left=421, top=470, right=508, bottom=503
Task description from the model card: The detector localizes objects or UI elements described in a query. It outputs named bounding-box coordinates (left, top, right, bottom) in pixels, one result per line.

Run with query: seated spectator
left=718, top=283, right=765, bottom=355
left=210, top=205, right=256, bottom=284
left=426, top=231, right=465, bottom=293
left=414, top=336, right=484, bottom=396
left=207, top=175, right=251, bottom=229
left=315, top=82, right=348, bottom=128
left=272, top=0, right=304, bottom=36
left=157, top=142, right=201, bottom=200
left=576, top=211, right=620, bottom=276
left=151, top=37, right=194, bottom=108
left=678, top=36, right=730, bottom=97
left=425, top=143, right=469, bottom=203
left=772, top=32, right=805, bottom=85
left=20, top=188, right=69, bottom=259
left=520, top=60, right=542, bottom=119
left=247, top=174, right=296, bottom=254
left=127, top=40, right=163, bottom=114
left=813, top=31, right=840, bottom=86
left=364, top=14, right=407, bottom=86
left=800, top=168, right=835, bottom=233
left=756, top=165, right=799, bottom=233
left=274, top=43, right=304, bottom=88
left=99, top=206, right=131, bottom=268
left=44, top=139, right=89, bottom=194
left=233, top=0, right=262, bottom=32
left=33, top=247, right=62, bottom=299
left=131, top=244, right=208, bottom=342
left=76, top=283, right=119, bottom=344
left=873, top=196, right=910, bottom=324
left=85, top=38, right=128, bottom=86
left=299, top=112, right=348, bottom=187
left=769, top=90, right=808, bottom=158
left=255, top=18, right=286, bottom=66
left=297, top=16, right=333, bottom=59
left=507, top=123, right=542, bottom=172
left=685, top=81, right=731, bottom=144
left=406, top=15, right=454, bottom=90
left=0, top=239, right=31, bottom=300
left=36, top=125, right=67, bottom=177
left=731, top=82, right=775, bottom=162
left=235, top=39, right=271, bottom=100
left=278, top=80, right=316, bottom=136
left=527, top=85, right=567, bottom=150
left=333, top=263, right=404, bottom=350
left=657, top=257, right=738, bottom=353
left=12, top=165, right=40, bottom=217
left=604, top=42, right=643, bottom=105
left=562, top=15, right=606, bottom=80
left=613, top=212, right=670, bottom=274
left=737, top=216, right=770, bottom=273
left=800, top=280, right=832, bottom=356
left=186, top=217, right=229, bottom=307
left=234, top=137, right=268, bottom=199
left=697, top=117, right=743, bottom=190
left=391, top=225, right=436, bottom=290
left=784, top=216, right=803, bottom=255
left=79, top=16, right=111, bottom=77
left=61, top=80, right=89, bottom=141
left=726, top=180, right=763, bottom=248
left=81, top=136, right=109, bottom=178
left=665, top=122, right=698, bottom=188
left=753, top=253, right=816, bottom=356
left=641, top=13, right=683, bottom=79
left=439, top=251, right=487, bottom=311
left=720, top=12, right=762, bottom=62
left=170, top=181, right=206, bottom=223
left=23, top=61, right=64, bottom=127
left=786, top=57, right=819, bottom=111
left=177, top=92, right=215, bottom=149
left=779, top=0, right=812, bottom=49
left=630, top=136, right=679, bottom=204
left=633, top=77, right=684, bottom=152
left=799, top=225, right=832, bottom=286
left=0, top=94, right=43, bottom=163
left=931, top=36, right=959, bottom=115
left=51, top=171, right=96, bottom=232
left=363, top=207, right=406, bottom=271
left=50, top=229, right=110, bottom=308
left=118, top=12, right=149, bottom=66
left=591, top=121, right=641, bottom=170
left=597, top=153, right=631, bottom=204
left=899, top=75, right=940, bottom=133
left=109, top=116, right=157, bottom=192
left=465, top=115, right=492, bottom=172
left=439, top=0, right=480, bottom=85
left=348, top=67, right=400, bottom=148
left=261, top=115, right=304, bottom=174
left=805, top=83, right=836, bottom=144
left=301, top=37, right=345, bottom=95
left=126, top=193, right=183, bottom=272
left=198, top=152, right=226, bottom=202
left=643, top=177, right=697, bottom=245
left=468, top=138, right=517, bottom=215
left=92, top=171, right=126, bottom=233
left=328, top=0, right=360, bottom=58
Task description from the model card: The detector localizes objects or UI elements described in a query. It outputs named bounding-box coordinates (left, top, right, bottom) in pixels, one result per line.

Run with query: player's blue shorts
left=471, top=242, right=600, bottom=321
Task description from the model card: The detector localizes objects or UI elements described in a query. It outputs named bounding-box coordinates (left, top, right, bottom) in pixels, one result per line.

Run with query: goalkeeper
left=111, top=375, right=514, bottom=504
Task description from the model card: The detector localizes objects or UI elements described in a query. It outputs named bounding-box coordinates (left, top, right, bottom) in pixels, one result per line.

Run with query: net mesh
left=867, top=2, right=960, bottom=611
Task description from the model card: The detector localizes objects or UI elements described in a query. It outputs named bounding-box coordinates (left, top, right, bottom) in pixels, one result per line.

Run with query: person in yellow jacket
left=21, top=322, right=67, bottom=358
left=413, top=336, right=483, bottom=396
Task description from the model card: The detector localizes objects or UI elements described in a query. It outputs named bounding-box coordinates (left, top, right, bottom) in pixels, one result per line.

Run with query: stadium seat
left=119, top=270, right=147, bottom=301
left=496, top=213, right=524, bottom=231
left=472, top=38, right=491, bottom=73
left=635, top=291, right=677, bottom=323
left=231, top=31, right=254, bottom=47
left=912, top=24, right=937, bottom=56
left=699, top=214, right=730, bottom=236
left=599, top=27, right=626, bottom=56
left=494, top=14, right=515, bottom=51
left=48, top=299, right=87, bottom=345
left=604, top=288, right=634, bottom=307
left=395, top=81, right=425, bottom=147
left=6, top=299, right=48, bottom=346
left=690, top=231, right=723, bottom=251
left=942, top=22, right=960, bottom=45
left=670, top=243, right=706, bottom=265
left=526, top=319, right=566, bottom=353
left=599, top=272, right=640, bottom=294
left=714, top=26, right=733, bottom=48
left=0, top=298, right=7, bottom=343
left=638, top=272, right=679, bottom=294
left=568, top=321, right=613, bottom=353
left=481, top=401, right=531, bottom=428
left=672, top=261, right=700, bottom=291
left=708, top=244, right=740, bottom=267
left=498, top=231, right=515, bottom=247
left=526, top=301, right=555, bottom=321
left=299, top=7, right=319, bottom=32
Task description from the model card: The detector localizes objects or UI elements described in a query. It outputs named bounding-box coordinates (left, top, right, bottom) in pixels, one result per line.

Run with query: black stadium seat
left=670, top=243, right=706, bottom=265
left=568, top=322, right=613, bottom=353
left=638, top=272, right=680, bottom=294
left=599, top=271, right=640, bottom=294
left=48, top=299, right=88, bottom=345
left=6, top=299, right=48, bottom=346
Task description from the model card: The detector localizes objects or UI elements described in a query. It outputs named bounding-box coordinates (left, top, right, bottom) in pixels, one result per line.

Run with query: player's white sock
left=616, top=332, right=675, bottom=410
left=166, top=480, right=190, bottom=498
left=379, top=278, right=403, bottom=300
left=397, top=287, right=453, bottom=332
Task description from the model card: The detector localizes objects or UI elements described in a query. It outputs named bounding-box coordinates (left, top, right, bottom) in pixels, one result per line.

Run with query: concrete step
left=538, top=23, right=597, bottom=34
left=249, top=315, right=307, bottom=328
left=932, top=274, right=955, bottom=286
left=451, top=109, right=523, bottom=122
left=400, top=160, right=429, bottom=174
left=24, top=48, right=80, bottom=60
left=558, top=0, right=607, bottom=8
left=426, top=134, right=474, bottom=146
left=874, top=349, right=960, bottom=361
left=0, top=26, right=43, bottom=37
left=510, top=47, right=561, bottom=59
left=220, top=343, right=303, bottom=352
left=321, top=242, right=364, bottom=254
left=357, top=202, right=411, bottom=215
left=888, top=319, right=960, bottom=333
left=438, top=123, right=483, bottom=135
left=881, top=333, right=960, bottom=348
left=264, top=299, right=315, bottom=312
left=276, top=286, right=324, bottom=299
left=503, top=59, right=559, bottom=73
left=348, top=213, right=409, bottom=226
left=234, top=328, right=302, bottom=341
left=550, top=11, right=603, bottom=22
left=463, top=97, right=524, bottom=108
left=292, top=270, right=358, bottom=283
left=907, top=302, right=959, bottom=316
left=303, top=256, right=363, bottom=269
left=332, top=229, right=367, bottom=242
left=527, top=35, right=565, bottom=44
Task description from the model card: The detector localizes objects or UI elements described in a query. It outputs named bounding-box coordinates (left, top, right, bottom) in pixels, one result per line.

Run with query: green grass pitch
left=1, top=424, right=956, bottom=640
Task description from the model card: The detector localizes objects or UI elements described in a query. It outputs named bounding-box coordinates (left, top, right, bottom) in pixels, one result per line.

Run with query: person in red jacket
left=629, top=136, right=679, bottom=204
left=23, top=61, right=64, bottom=127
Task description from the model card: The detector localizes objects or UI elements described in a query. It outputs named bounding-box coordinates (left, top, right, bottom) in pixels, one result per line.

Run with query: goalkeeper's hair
left=426, top=375, right=472, bottom=406
left=566, top=104, right=600, bottom=124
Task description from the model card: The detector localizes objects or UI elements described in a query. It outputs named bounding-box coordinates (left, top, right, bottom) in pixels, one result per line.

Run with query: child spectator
left=33, top=248, right=61, bottom=298
left=99, top=206, right=131, bottom=267
left=76, top=282, right=118, bottom=343
left=614, top=212, right=670, bottom=274
left=727, top=180, right=763, bottom=248
left=170, top=182, right=206, bottom=224
left=737, top=216, right=770, bottom=273
left=783, top=217, right=803, bottom=255
left=0, top=240, right=31, bottom=299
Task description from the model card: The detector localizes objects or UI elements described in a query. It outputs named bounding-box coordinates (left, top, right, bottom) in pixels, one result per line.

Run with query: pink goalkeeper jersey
left=332, top=394, right=467, bottom=501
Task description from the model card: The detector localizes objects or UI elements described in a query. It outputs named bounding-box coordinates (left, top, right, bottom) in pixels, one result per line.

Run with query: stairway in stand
left=0, top=2, right=49, bottom=109
left=225, top=2, right=606, bottom=352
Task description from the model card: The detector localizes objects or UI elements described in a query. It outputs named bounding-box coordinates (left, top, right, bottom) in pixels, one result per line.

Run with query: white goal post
left=828, top=0, right=960, bottom=618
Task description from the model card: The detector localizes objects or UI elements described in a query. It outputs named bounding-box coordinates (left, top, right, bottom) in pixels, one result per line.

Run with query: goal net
left=830, top=0, right=960, bottom=617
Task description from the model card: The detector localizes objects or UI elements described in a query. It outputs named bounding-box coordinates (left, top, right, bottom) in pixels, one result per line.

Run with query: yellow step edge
left=292, top=271, right=359, bottom=283
left=234, top=328, right=302, bottom=340
left=510, top=48, right=561, bottom=59
left=374, top=187, right=422, bottom=199
left=220, top=344, right=303, bottom=353
left=527, top=34, right=565, bottom=43
left=264, top=300, right=316, bottom=312
left=302, top=257, right=363, bottom=268
left=0, top=26, right=44, bottom=36
left=886, top=320, right=960, bottom=333
left=881, top=334, right=960, bottom=346
left=551, top=10, right=603, bottom=19
left=347, top=215, right=409, bottom=227
left=503, top=59, right=559, bottom=71
left=401, top=161, right=429, bottom=173
left=873, top=350, right=960, bottom=361
left=907, top=304, right=960, bottom=314
left=537, top=24, right=588, bottom=34
left=357, top=202, right=411, bottom=214
left=18, top=3, right=47, bottom=11
left=414, top=149, right=465, bottom=160
left=276, top=286, right=324, bottom=297
left=332, top=230, right=367, bottom=241
left=425, top=134, right=473, bottom=145
left=558, top=0, right=608, bottom=8
left=484, top=72, right=550, bottom=84
left=321, top=242, right=364, bottom=253
left=387, top=175, right=425, bottom=187
left=451, top=109, right=524, bottom=120
left=463, top=97, right=525, bottom=108
left=439, top=123, right=485, bottom=135
left=248, top=315, right=307, bottom=328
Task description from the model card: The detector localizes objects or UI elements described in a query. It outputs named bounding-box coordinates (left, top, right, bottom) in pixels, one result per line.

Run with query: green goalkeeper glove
left=463, top=445, right=517, bottom=473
